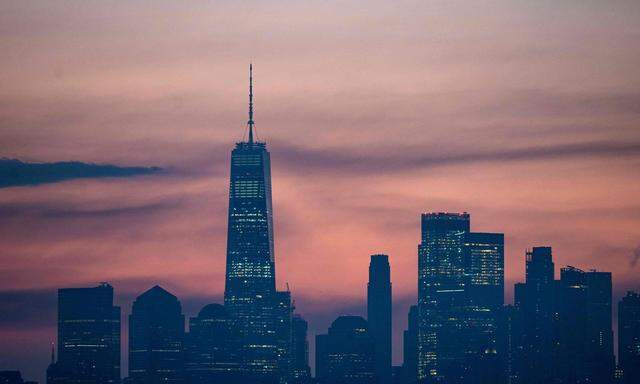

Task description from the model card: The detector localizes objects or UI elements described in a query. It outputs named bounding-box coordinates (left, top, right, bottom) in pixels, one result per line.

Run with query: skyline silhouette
left=1, top=1, right=640, bottom=382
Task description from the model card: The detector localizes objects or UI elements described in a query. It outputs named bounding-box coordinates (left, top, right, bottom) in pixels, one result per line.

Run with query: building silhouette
left=47, top=283, right=120, bottom=384
left=556, top=267, right=614, bottom=383
left=417, top=212, right=504, bottom=383
left=223, top=64, right=291, bottom=383
left=315, top=316, right=376, bottom=384
left=290, top=315, right=311, bottom=383
left=464, top=232, right=504, bottom=384
left=185, top=304, right=241, bottom=384
left=368, top=254, right=392, bottom=384
left=513, top=247, right=556, bottom=384
left=402, top=305, right=418, bottom=384
left=128, top=286, right=185, bottom=384
left=618, top=291, right=640, bottom=384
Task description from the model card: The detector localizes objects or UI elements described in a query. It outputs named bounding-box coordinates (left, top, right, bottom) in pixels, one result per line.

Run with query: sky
left=1, top=0, right=640, bottom=381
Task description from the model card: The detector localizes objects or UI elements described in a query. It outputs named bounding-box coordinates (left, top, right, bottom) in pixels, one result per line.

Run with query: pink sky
left=1, top=1, right=639, bottom=381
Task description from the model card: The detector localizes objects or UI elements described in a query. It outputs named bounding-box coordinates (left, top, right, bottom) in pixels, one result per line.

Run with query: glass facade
left=223, top=69, right=292, bottom=382
left=52, top=283, right=120, bottom=384
left=417, top=212, right=504, bottom=383
left=417, top=213, right=470, bottom=381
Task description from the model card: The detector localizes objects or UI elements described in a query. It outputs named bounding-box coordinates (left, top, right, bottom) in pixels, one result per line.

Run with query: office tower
left=513, top=247, right=556, bottom=384
left=582, top=269, right=614, bottom=383
left=129, top=286, right=185, bottom=384
left=417, top=212, right=504, bottom=383
left=223, top=65, right=290, bottom=383
left=464, top=232, right=504, bottom=310
left=47, top=283, right=120, bottom=384
left=418, top=212, right=470, bottom=382
left=185, top=304, right=241, bottom=384
left=618, top=291, right=640, bottom=384
left=290, top=315, right=311, bottom=383
left=367, top=254, right=392, bottom=384
left=402, top=305, right=418, bottom=384
left=556, top=267, right=614, bottom=383
left=464, top=232, right=504, bottom=383
left=315, top=316, right=376, bottom=384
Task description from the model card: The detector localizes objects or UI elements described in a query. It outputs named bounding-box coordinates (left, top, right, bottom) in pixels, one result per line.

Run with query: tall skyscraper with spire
left=223, top=65, right=290, bottom=383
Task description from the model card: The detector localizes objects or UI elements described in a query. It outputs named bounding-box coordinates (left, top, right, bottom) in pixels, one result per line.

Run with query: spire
left=248, top=63, right=254, bottom=144
left=50, top=341, right=55, bottom=364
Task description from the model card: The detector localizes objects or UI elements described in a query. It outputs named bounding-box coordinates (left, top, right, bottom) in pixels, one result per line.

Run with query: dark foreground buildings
left=47, top=283, right=120, bottom=384
left=508, top=247, right=616, bottom=384
left=316, top=316, right=376, bottom=384
left=186, top=304, right=241, bottom=383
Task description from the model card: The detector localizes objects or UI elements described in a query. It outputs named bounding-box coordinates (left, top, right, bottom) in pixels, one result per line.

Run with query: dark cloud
left=0, top=158, right=162, bottom=188
left=0, top=200, right=183, bottom=219
left=0, top=289, right=56, bottom=330
left=269, top=139, right=640, bottom=176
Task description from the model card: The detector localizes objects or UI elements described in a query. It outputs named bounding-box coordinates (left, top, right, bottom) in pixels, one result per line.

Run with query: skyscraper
left=367, top=254, right=392, bottom=384
left=185, top=304, right=241, bottom=384
left=48, top=283, right=120, bottom=384
left=513, top=247, right=556, bottom=384
left=223, top=65, right=291, bottom=383
left=417, top=212, right=504, bottom=383
left=618, top=291, right=640, bottom=384
left=290, top=315, right=311, bottom=383
left=556, top=267, right=614, bottom=384
left=128, top=285, right=185, bottom=384
left=315, top=316, right=376, bottom=384
left=418, top=212, right=470, bottom=382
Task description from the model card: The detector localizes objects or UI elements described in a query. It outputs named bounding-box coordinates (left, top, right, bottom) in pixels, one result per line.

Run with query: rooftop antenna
left=50, top=341, right=55, bottom=364
left=248, top=63, right=254, bottom=144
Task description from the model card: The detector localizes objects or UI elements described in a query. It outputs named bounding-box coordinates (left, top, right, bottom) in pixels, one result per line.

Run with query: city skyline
left=1, top=1, right=640, bottom=382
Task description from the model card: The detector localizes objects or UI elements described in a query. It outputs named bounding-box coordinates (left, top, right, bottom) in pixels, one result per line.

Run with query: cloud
left=0, top=158, right=162, bottom=188
left=269, top=139, right=640, bottom=176
left=0, top=289, right=56, bottom=330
